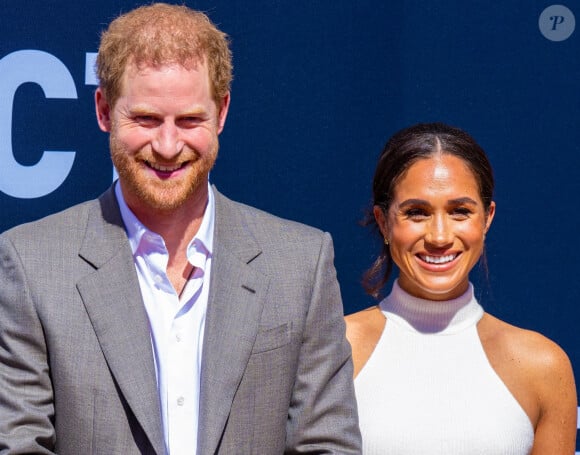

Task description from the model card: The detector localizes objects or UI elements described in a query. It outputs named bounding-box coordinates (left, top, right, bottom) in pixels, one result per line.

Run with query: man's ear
left=95, top=87, right=112, bottom=132
left=216, top=92, right=230, bottom=134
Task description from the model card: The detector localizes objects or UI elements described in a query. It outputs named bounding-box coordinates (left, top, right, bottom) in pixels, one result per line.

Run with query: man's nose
left=152, top=122, right=184, bottom=159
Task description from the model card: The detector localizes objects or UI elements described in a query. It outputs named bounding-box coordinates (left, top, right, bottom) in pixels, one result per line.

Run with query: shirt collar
left=115, top=181, right=215, bottom=263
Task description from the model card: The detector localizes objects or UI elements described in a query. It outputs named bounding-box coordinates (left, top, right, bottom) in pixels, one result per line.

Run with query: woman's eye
left=404, top=208, right=429, bottom=220
left=451, top=207, right=472, bottom=218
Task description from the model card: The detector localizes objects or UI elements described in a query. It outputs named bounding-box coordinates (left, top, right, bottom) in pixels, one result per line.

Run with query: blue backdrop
left=2, top=0, right=579, bottom=445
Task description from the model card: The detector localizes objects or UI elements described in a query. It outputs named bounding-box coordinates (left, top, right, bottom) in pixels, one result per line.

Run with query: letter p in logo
left=550, top=15, right=565, bottom=30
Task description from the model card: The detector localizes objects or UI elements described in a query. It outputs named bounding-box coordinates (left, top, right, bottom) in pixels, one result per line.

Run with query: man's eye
left=135, top=116, right=158, bottom=125
left=178, top=117, right=202, bottom=127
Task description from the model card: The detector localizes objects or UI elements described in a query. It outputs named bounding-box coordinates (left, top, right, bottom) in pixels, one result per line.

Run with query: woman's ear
left=373, top=205, right=389, bottom=240
left=485, top=201, right=496, bottom=233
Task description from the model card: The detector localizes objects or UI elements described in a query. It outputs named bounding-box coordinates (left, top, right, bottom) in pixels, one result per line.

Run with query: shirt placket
left=167, top=252, right=206, bottom=454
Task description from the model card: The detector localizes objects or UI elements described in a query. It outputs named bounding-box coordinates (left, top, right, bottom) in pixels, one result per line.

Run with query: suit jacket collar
left=77, top=186, right=166, bottom=455
left=197, top=187, right=271, bottom=454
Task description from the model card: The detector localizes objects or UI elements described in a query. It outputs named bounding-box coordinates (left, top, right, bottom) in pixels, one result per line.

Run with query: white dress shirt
left=116, top=182, right=214, bottom=455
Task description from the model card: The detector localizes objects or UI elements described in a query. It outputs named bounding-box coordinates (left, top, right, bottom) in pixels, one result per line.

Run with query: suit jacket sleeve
left=0, top=235, right=56, bottom=454
left=285, top=232, right=361, bottom=454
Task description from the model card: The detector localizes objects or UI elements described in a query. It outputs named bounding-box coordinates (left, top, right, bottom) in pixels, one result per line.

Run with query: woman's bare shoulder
left=345, top=306, right=386, bottom=378
left=478, top=314, right=577, bottom=454
left=478, top=312, right=577, bottom=445
left=345, top=306, right=384, bottom=341
left=345, top=306, right=384, bottom=326
left=479, top=313, right=572, bottom=372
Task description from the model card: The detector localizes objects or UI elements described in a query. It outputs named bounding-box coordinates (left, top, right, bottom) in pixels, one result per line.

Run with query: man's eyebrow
left=127, top=105, right=208, bottom=115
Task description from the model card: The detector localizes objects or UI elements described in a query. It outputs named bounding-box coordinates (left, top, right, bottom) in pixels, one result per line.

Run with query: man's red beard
left=109, top=131, right=218, bottom=213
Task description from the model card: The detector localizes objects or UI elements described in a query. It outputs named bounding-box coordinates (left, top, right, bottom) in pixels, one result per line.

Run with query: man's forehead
left=124, top=56, right=207, bottom=76
left=117, top=58, right=211, bottom=96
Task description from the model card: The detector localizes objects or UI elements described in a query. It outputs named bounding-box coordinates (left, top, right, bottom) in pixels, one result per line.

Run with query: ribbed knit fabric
left=354, top=281, right=534, bottom=454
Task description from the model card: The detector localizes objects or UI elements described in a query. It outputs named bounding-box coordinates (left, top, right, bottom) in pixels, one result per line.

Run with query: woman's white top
left=354, top=281, right=534, bottom=454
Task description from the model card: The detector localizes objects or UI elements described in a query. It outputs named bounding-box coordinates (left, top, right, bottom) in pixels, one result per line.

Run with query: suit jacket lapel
left=198, top=188, right=270, bottom=454
left=76, top=188, right=165, bottom=455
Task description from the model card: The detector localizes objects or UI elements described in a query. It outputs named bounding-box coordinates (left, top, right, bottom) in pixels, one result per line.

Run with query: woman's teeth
left=421, top=254, right=457, bottom=264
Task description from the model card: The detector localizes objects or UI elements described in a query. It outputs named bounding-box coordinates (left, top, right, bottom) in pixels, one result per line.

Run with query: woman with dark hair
left=346, top=123, right=576, bottom=454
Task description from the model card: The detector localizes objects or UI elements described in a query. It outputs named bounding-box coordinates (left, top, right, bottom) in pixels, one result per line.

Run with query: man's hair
left=96, top=3, right=233, bottom=108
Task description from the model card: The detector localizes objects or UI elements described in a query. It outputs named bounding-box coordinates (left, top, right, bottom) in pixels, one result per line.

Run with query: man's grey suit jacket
left=0, top=185, right=361, bottom=454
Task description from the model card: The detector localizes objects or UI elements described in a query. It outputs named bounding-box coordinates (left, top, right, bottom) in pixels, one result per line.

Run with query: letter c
left=0, top=50, right=76, bottom=198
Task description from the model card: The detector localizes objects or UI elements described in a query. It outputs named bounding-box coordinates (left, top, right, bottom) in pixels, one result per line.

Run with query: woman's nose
left=425, top=214, right=453, bottom=246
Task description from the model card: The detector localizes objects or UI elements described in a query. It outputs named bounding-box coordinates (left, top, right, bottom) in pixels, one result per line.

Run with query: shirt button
left=176, top=334, right=182, bottom=342
left=177, top=396, right=185, bottom=406
left=154, top=275, right=163, bottom=284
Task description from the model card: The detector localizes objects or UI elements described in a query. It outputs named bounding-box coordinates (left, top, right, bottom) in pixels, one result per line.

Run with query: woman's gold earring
left=384, top=237, right=389, bottom=246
